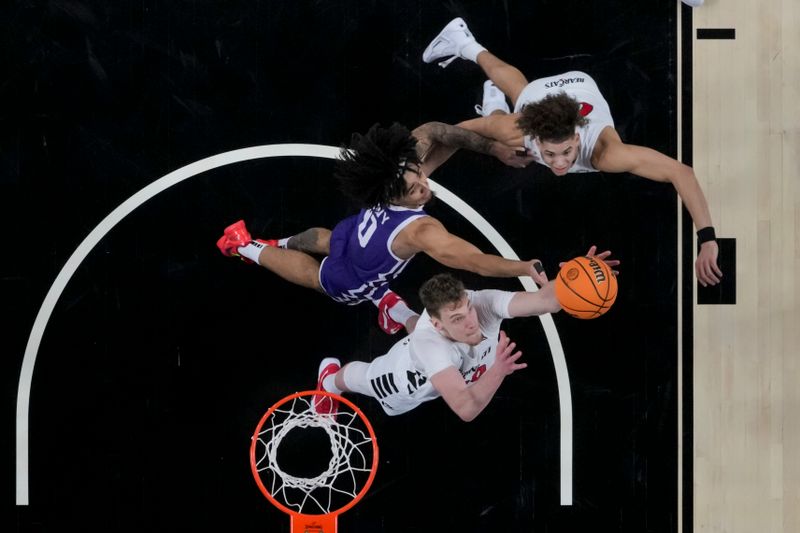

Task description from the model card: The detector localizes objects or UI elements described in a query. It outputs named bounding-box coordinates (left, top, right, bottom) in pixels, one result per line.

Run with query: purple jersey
left=319, top=205, right=428, bottom=304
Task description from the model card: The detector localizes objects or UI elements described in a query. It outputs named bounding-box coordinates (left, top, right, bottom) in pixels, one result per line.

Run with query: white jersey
left=513, top=71, right=615, bottom=173
left=352, top=289, right=514, bottom=415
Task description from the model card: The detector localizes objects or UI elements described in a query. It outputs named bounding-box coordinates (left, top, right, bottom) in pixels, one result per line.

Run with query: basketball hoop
left=250, top=390, right=379, bottom=533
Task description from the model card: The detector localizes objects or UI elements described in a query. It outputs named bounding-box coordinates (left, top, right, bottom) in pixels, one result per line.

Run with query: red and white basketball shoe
left=314, top=357, right=342, bottom=416
left=377, top=291, right=406, bottom=335
left=216, top=220, right=277, bottom=264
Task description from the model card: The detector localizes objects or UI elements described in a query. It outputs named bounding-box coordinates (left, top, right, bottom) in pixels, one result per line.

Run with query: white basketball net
left=253, top=395, right=376, bottom=515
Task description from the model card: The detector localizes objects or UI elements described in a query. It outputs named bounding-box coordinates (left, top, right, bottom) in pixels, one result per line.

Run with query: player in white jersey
left=511, top=71, right=614, bottom=173
left=422, top=17, right=723, bottom=288
left=314, top=246, right=616, bottom=421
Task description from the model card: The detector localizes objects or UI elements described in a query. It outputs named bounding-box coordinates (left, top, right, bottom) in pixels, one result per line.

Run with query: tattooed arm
left=411, top=121, right=533, bottom=176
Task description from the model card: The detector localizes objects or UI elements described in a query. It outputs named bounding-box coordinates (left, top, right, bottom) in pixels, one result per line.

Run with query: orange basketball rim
left=250, top=390, right=379, bottom=533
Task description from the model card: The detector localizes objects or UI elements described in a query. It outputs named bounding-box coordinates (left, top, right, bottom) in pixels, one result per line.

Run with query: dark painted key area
left=5, top=1, right=685, bottom=531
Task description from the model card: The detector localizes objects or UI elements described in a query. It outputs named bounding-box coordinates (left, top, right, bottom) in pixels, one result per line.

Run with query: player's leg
left=217, top=220, right=324, bottom=291
left=284, top=227, right=332, bottom=255
left=422, top=17, right=529, bottom=107
left=253, top=246, right=324, bottom=290
left=316, top=339, right=423, bottom=416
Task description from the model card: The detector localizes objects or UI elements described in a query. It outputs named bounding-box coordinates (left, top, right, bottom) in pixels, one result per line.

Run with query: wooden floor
left=689, top=0, right=799, bottom=531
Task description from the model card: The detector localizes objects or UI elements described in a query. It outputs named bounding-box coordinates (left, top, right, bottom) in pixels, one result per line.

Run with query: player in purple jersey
left=216, top=122, right=543, bottom=335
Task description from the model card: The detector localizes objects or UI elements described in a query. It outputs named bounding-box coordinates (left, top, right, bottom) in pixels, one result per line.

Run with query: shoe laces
left=437, top=55, right=458, bottom=69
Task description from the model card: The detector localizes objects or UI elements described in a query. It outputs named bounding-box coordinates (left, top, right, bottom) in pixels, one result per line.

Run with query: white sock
left=341, top=361, right=372, bottom=397
left=237, top=241, right=266, bottom=263
left=388, top=299, right=419, bottom=326
left=278, top=237, right=290, bottom=249
left=323, top=374, right=343, bottom=394
left=461, top=42, right=487, bottom=63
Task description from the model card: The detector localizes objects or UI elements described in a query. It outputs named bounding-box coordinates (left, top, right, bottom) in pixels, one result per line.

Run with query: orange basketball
left=555, top=256, right=618, bottom=319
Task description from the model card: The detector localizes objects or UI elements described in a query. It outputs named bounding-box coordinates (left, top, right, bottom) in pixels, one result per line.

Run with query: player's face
left=396, top=167, right=433, bottom=207
left=537, top=134, right=580, bottom=176
left=432, top=295, right=483, bottom=346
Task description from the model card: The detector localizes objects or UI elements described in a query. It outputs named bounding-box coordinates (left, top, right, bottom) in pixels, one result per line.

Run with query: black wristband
left=697, top=226, right=716, bottom=244
left=533, top=261, right=544, bottom=274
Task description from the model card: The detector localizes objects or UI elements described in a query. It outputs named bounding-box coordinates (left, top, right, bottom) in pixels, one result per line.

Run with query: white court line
left=15, top=144, right=572, bottom=506
left=431, top=184, right=572, bottom=506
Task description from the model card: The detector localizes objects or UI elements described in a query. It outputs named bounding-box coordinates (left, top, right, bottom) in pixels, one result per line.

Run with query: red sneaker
left=216, top=220, right=251, bottom=256
left=377, top=291, right=405, bottom=335
left=314, top=357, right=341, bottom=416
left=216, top=220, right=278, bottom=264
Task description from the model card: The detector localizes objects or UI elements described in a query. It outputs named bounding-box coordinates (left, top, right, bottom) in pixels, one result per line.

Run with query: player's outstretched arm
left=431, top=331, right=525, bottom=422
left=593, top=136, right=722, bottom=286
left=507, top=281, right=562, bottom=317
left=456, top=115, right=528, bottom=150
left=411, top=121, right=532, bottom=174
left=399, top=217, right=549, bottom=285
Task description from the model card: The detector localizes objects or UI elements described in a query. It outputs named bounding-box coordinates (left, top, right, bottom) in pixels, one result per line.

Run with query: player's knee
left=309, top=273, right=323, bottom=292
left=313, top=227, right=332, bottom=254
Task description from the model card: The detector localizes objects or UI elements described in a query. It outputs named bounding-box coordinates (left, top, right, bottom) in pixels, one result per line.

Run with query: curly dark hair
left=419, top=273, right=466, bottom=318
left=334, top=122, right=421, bottom=209
left=516, top=92, right=588, bottom=142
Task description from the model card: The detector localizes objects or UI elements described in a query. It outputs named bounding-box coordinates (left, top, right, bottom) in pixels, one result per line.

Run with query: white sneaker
left=681, top=0, right=704, bottom=6
left=474, top=80, right=510, bottom=116
left=422, top=17, right=484, bottom=68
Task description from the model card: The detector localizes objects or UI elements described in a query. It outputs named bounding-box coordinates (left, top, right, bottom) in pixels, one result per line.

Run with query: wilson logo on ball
left=588, top=258, right=607, bottom=283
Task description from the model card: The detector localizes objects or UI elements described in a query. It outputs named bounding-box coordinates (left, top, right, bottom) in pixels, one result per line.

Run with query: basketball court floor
left=4, top=1, right=797, bottom=532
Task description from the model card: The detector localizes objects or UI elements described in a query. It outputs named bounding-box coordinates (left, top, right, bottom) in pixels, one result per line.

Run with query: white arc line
left=16, top=143, right=572, bottom=506
left=431, top=184, right=572, bottom=506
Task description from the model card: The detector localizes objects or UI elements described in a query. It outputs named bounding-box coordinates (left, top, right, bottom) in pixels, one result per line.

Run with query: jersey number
left=357, top=208, right=389, bottom=247
left=406, top=370, right=427, bottom=393
left=470, top=364, right=487, bottom=383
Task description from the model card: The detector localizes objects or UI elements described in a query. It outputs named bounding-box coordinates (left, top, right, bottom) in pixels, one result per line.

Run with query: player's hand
left=584, top=245, right=621, bottom=275
left=495, top=330, right=526, bottom=376
left=696, top=240, right=722, bottom=287
left=490, top=142, right=535, bottom=168
left=558, top=245, right=621, bottom=276
left=526, top=259, right=548, bottom=286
